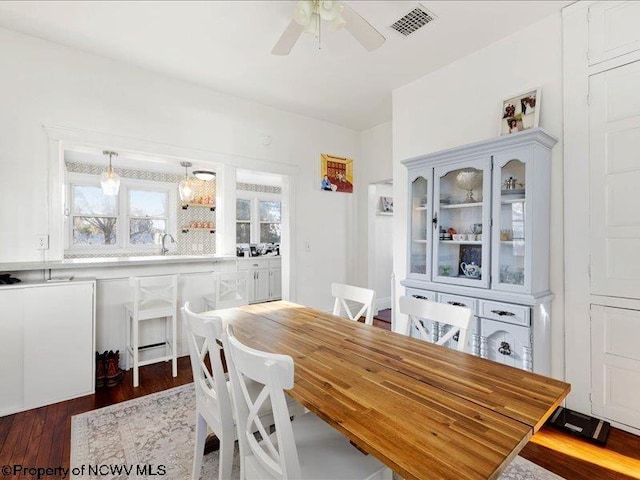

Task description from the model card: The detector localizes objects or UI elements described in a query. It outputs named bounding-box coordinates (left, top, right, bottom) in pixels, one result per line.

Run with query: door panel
left=591, top=305, right=640, bottom=428
left=589, top=1, right=640, bottom=65
left=590, top=61, right=640, bottom=298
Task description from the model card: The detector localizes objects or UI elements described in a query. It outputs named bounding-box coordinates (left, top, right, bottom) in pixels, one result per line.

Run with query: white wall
left=392, top=14, right=565, bottom=379
left=0, top=27, right=361, bottom=310
left=357, top=122, right=393, bottom=289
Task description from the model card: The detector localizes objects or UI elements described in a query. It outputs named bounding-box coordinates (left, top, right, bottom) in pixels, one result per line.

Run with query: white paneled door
left=590, top=59, right=640, bottom=429
left=591, top=305, right=640, bottom=429
left=590, top=61, right=640, bottom=299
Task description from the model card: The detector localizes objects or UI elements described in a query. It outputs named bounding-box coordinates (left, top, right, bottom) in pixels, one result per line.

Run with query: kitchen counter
left=0, top=254, right=237, bottom=272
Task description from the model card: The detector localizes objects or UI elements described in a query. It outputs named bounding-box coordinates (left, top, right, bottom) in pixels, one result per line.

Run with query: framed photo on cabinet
left=500, top=88, right=540, bottom=135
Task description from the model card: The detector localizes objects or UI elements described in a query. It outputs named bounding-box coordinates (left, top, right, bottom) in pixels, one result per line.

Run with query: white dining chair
left=331, top=282, right=376, bottom=326
left=203, top=270, right=250, bottom=310
left=398, top=295, right=472, bottom=352
left=182, top=302, right=302, bottom=480
left=222, top=323, right=392, bottom=480
left=125, top=274, right=178, bottom=387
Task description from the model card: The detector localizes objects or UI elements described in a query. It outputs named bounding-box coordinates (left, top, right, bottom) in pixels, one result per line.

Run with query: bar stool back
left=125, top=274, right=178, bottom=387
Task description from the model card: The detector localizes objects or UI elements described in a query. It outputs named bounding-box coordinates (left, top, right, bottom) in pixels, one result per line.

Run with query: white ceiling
left=0, top=1, right=570, bottom=131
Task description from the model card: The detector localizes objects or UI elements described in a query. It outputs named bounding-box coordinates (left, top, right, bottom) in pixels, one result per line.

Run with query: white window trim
left=65, top=172, right=177, bottom=255
left=236, top=191, right=281, bottom=245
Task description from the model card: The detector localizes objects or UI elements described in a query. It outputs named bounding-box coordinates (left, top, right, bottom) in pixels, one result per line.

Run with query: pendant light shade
left=179, top=161, right=196, bottom=202
left=101, top=151, right=120, bottom=196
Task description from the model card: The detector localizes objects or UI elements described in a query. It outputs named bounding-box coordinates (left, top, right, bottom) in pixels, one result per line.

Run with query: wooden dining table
left=212, top=300, right=570, bottom=480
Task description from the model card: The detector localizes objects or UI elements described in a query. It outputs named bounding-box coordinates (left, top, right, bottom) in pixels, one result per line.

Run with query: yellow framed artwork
left=320, top=154, right=353, bottom=193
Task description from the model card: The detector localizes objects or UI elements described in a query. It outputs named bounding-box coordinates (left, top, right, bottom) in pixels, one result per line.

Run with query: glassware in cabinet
left=492, top=152, right=533, bottom=292
left=433, top=158, right=491, bottom=288
left=409, top=175, right=429, bottom=276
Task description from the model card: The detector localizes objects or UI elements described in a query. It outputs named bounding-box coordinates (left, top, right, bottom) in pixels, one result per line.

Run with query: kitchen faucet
left=160, top=233, right=176, bottom=255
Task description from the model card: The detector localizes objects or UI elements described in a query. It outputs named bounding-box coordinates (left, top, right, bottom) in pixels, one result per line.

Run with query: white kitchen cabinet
left=269, top=262, right=282, bottom=300
left=0, top=280, right=95, bottom=416
left=239, top=257, right=281, bottom=303
left=401, top=128, right=556, bottom=374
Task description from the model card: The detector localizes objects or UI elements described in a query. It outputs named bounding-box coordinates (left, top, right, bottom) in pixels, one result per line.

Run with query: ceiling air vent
left=390, top=4, right=436, bottom=36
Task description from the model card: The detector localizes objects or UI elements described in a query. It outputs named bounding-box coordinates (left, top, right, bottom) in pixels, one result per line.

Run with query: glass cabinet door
left=408, top=175, right=430, bottom=277
left=492, top=152, right=532, bottom=292
left=433, top=158, right=491, bottom=288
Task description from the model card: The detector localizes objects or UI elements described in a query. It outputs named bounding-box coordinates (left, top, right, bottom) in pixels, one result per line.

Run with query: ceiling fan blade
left=272, top=19, right=305, bottom=55
left=341, top=2, right=386, bottom=52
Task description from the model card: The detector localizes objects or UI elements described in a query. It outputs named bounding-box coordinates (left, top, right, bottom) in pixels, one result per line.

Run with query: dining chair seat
left=331, top=282, right=376, bottom=326
left=223, top=323, right=392, bottom=480
left=398, top=295, right=472, bottom=352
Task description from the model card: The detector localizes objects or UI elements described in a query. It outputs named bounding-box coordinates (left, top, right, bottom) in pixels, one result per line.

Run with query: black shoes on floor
left=96, top=350, right=125, bottom=388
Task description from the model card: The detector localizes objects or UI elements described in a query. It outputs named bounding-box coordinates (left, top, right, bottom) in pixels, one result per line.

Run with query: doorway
left=367, top=180, right=393, bottom=320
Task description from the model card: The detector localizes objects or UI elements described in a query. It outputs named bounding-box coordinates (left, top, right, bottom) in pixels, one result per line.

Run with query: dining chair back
left=331, top=283, right=376, bottom=325
left=125, top=274, right=178, bottom=387
left=182, top=302, right=302, bottom=479
left=182, top=302, right=234, bottom=480
left=223, top=324, right=391, bottom=480
left=203, top=270, right=250, bottom=310
left=398, top=295, right=472, bottom=352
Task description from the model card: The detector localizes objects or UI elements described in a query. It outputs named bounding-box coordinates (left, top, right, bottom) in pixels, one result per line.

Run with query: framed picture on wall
left=500, top=88, right=541, bottom=135
left=380, top=196, right=393, bottom=213
left=320, top=154, right=353, bottom=193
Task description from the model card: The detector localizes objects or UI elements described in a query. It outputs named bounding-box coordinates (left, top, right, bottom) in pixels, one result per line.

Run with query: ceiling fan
left=272, top=1, right=386, bottom=55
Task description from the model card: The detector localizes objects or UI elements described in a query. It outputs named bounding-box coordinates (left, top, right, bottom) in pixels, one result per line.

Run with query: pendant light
left=100, top=150, right=120, bottom=196
left=178, top=161, right=196, bottom=202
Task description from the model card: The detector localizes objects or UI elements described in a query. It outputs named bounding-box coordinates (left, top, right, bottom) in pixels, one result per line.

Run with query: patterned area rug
left=71, top=384, right=564, bottom=479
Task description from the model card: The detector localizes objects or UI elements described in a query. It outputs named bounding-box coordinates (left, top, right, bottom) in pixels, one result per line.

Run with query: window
left=71, top=185, right=118, bottom=245
left=259, top=200, right=281, bottom=243
left=67, top=173, right=175, bottom=253
left=236, top=198, right=251, bottom=244
left=128, top=189, right=168, bottom=245
left=236, top=194, right=281, bottom=245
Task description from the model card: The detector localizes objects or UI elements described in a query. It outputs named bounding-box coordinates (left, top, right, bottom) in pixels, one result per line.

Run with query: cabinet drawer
left=437, top=293, right=477, bottom=314
left=480, top=318, right=532, bottom=371
left=479, top=300, right=530, bottom=326
left=238, top=259, right=270, bottom=271
left=405, top=288, right=436, bottom=302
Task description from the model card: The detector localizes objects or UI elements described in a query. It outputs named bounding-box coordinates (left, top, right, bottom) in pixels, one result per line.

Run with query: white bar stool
left=203, top=271, right=249, bottom=310
left=125, top=274, right=178, bottom=387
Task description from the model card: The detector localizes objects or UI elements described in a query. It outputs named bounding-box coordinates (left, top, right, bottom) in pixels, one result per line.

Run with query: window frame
left=65, top=172, right=177, bottom=255
left=236, top=191, right=281, bottom=245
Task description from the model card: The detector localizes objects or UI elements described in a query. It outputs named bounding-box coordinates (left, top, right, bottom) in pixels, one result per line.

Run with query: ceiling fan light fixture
left=294, top=1, right=345, bottom=35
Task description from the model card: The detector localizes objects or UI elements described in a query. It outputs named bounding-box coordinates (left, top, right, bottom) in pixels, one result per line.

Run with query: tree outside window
left=259, top=200, right=281, bottom=243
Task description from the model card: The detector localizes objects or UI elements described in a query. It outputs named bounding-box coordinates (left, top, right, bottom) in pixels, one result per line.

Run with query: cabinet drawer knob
left=499, top=342, right=512, bottom=356
left=447, top=301, right=466, bottom=307
left=491, top=309, right=515, bottom=316
left=413, top=295, right=428, bottom=300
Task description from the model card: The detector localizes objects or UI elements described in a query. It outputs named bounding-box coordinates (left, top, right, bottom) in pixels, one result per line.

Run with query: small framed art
left=500, top=88, right=540, bottom=135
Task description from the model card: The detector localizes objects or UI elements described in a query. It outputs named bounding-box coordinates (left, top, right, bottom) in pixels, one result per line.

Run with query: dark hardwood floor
left=2, top=320, right=639, bottom=479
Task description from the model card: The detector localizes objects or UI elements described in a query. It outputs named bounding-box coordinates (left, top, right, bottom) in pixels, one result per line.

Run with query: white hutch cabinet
left=401, top=128, right=557, bottom=375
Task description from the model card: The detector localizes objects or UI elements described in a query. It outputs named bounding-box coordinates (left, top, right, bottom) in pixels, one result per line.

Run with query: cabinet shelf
left=500, top=240, right=525, bottom=244
left=181, top=203, right=216, bottom=211
left=440, top=202, right=483, bottom=209
left=439, top=240, right=482, bottom=245
left=181, top=228, right=216, bottom=233
left=414, top=206, right=428, bottom=211
left=413, top=239, right=428, bottom=244
left=501, top=198, right=525, bottom=204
